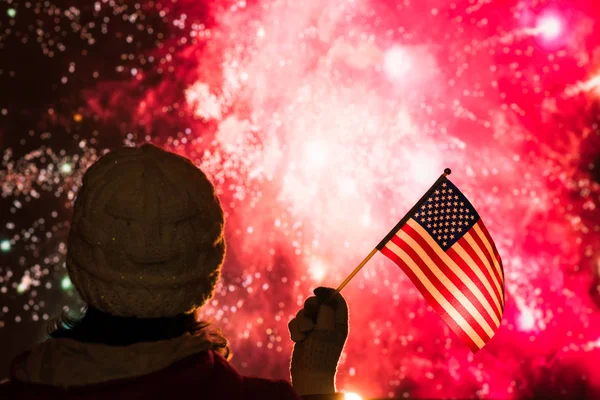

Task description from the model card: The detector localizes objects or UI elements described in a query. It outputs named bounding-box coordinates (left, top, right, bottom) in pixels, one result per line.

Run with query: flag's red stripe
left=477, top=221, right=505, bottom=281
left=380, top=245, right=481, bottom=353
left=452, top=234, right=504, bottom=313
left=445, top=242, right=503, bottom=318
left=471, top=222, right=505, bottom=303
left=394, top=224, right=499, bottom=334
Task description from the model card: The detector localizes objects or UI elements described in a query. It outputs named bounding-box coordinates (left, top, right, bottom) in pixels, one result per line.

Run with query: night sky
left=1, top=0, right=600, bottom=398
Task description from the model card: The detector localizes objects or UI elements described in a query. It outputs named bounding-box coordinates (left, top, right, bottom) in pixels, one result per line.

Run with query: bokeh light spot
left=536, top=14, right=562, bottom=40
left=0, top=240, right=11, bottom=252
left=308, top=260, right=328, bottom=283
left=61, top=163, right=73, bottom=174
left=383, top=46, right=413, bottom=81
left=518, top=307, right=536, bottom=331
left=61, top=276, right=73, bottom=290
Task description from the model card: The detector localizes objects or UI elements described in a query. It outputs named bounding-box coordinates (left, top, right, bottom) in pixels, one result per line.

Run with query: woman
left=0, top=144, right=349, bottom=399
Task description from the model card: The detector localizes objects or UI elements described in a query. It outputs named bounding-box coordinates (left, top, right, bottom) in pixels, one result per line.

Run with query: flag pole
left=333, top=168, right=452, bottom=294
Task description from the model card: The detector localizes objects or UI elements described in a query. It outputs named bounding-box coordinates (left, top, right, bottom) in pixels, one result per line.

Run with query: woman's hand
left=288, top=287, right=349, bottom=397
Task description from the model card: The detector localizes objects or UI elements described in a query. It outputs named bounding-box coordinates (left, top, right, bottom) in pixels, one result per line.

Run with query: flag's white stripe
left=407, top=220, right=502, bottom=327
left=385, top=240, right=486, bottom=349
left=473, top=223, right=504, bottom=284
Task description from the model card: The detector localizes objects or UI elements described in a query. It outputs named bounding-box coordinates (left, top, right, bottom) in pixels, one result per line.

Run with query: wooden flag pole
left=333, top=168, right=452, bottom=295
left=334, top=248, right=378, bottom=294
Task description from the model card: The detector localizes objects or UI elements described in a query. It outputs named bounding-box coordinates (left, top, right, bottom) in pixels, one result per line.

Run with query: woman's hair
left=48, top=306, right=231, bottom=360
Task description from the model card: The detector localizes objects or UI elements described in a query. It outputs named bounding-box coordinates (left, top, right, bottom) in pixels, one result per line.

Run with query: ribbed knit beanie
left=66, top=144, right=226, bottom=318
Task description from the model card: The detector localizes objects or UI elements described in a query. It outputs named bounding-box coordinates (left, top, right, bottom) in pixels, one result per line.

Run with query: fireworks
left=1, top=0, right=600, bottom=398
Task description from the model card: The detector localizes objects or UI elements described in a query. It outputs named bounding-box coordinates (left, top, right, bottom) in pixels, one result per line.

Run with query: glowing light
left=308, top=260, right=327, bottom=282
left=518, top=307, right=536, bottom=331
left=536, top=15, right=562, bottom=40
left=73, top=113, right=83, bottom=122
left=383, top=46, right=413, bottom=81
left=303, top=141, right=329, bottom=170
left=7, top=8, right=16, bottom=18
left=61, top=276, right=73, bottom=290
left=344, top=392, right=363, bottom=400
left=61, top=163, right=73, bottom=174
left=564, top=73, right=600, bottom=97
left=0, top=240, right=11, bottom=252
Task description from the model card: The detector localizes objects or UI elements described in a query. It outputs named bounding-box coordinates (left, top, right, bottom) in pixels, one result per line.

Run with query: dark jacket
left=0, top=349, right=342, bottom=400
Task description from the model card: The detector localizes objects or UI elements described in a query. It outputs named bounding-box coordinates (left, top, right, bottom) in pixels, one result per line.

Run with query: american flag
left=379, top=178, right=504, bottom=353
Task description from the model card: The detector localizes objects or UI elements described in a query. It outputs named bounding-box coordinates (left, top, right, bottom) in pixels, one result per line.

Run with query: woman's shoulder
left=1, top=348, right=300, bottom=400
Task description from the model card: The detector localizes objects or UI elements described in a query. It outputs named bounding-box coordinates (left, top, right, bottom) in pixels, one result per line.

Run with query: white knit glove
left=288, top=287, right=349, bottom=397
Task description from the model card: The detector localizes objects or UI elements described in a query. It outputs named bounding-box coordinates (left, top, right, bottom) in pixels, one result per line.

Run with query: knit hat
left=66, top=144, right=226, bottom=318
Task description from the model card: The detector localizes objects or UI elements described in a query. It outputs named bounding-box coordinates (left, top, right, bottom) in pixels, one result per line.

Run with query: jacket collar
left=12, top=333, right=215, bottom=387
